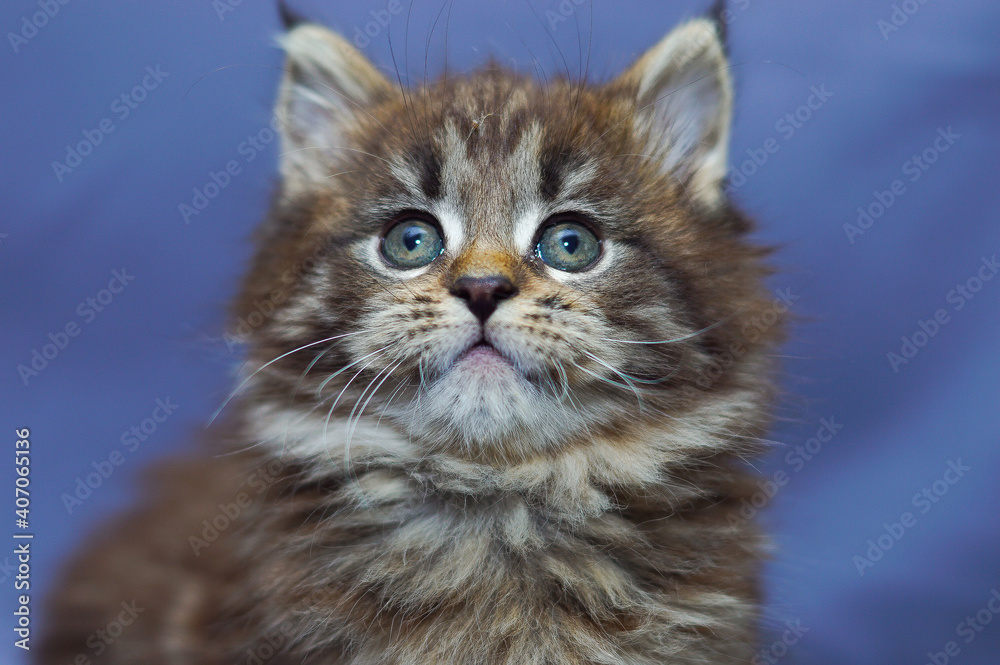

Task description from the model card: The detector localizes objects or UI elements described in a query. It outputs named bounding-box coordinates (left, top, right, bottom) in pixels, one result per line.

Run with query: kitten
left=41, top=7, right=783, bottom=665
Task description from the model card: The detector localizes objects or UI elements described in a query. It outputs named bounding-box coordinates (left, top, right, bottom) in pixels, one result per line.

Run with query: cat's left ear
left=617, top=13, right=732, bottom=208
left=276, top=24, right=393, bottom=192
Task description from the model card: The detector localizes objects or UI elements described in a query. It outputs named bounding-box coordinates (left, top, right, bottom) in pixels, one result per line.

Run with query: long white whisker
left=322, top=353, right=388, bottom=472
left=375, top=378, right=410, bottom=430
left=207, top=331, right=367, bottom=427
left=572, top=361, right=631, bottom=391
left=601, top=316, right=734, bottom=345
left=279, top=145, right=394, bottom=166
left=345, top=361, right=404, bottom=471
left=578, top=352, right=645, bottom=412
left=316, top=344, right=394, bottom=396
left=281, top=340, right=343, bottom=456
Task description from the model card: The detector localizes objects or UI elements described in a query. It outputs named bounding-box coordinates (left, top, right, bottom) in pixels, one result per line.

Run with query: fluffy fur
left=41, top=11, right=783, bottom=665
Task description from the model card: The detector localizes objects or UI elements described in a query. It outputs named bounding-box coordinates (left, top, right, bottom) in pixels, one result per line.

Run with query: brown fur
left=41, top=14, right=784, bottom=665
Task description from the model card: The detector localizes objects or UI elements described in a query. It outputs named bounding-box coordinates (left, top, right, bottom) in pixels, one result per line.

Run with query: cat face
left=234, top=19, right=779, bottom=460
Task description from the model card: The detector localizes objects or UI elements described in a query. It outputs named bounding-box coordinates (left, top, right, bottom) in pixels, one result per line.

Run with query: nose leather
left=450, top=275, right=518, bottom=323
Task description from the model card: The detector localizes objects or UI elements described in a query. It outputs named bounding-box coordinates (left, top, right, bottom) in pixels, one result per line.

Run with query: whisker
left=280, top=340, right=343, bottom=456
left=579, top=351, right=646, bottom=412
left=346, top=359, right=398, bottom=438
left=316, top=344, right=395, bottom=396
left=590, top=359, right=681, bottom=386
left=279, top=145, right=394, bottom=165
left=375, top=377, right=411, bottom=430
left=342, top=360, right=398, bottom=473
left=571, top=361, right=635, bottom=393
left=345, top=360, right=405, bottom=466
left=324, top=169, right=360, bottom=180
left=558, top=377, right=596, bottom=442
left=207, top=331, right=368, bottom=427
left=601, top=316, right=734, bottom=345
left=322, top=352, right=389, bottom=472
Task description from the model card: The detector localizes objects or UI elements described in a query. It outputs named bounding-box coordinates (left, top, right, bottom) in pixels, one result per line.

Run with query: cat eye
left=381, top=217, right=444, bottom=269
left=535, top=220, right=601, bottom=272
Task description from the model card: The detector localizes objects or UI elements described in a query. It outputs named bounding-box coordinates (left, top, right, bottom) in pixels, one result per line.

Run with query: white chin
left=407, top=346, right=566, bottom=449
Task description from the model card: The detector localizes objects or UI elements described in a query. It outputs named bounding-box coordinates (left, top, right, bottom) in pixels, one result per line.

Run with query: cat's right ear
left=615, top=14, right=732, bottom=210
left=276, top=24, right=392, bottom=191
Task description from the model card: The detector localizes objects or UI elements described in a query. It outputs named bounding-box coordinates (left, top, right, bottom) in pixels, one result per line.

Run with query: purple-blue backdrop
left=3, top=1, right=999, bottom=663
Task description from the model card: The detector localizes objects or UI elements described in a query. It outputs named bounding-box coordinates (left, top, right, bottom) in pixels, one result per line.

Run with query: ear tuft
left=277, top=0, right=308, bottom=31
left=619, top=18, right=733, bottom=209
left=276, top=24, right=391, bottom=192
left=707, top=0, right=729, bottom=48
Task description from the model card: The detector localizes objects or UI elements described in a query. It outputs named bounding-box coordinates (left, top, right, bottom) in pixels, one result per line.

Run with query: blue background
left=3, top=1, right=999, bottom=663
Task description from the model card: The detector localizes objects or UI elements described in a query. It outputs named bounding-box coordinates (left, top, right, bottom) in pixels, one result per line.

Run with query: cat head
left=233, top=15, right=780, bottom=463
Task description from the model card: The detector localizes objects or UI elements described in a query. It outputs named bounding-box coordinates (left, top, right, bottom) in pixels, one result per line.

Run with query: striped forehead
left=389, top=117, right=597, bottom=254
